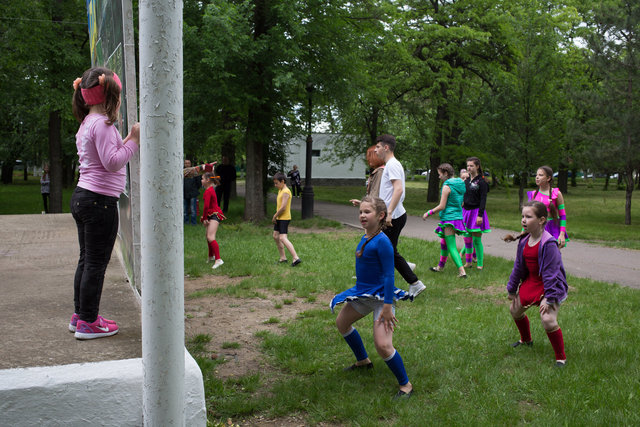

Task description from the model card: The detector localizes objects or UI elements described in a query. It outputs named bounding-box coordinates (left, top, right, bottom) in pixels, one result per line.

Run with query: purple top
left=506, top=230, right=568, bottom=305
left=76, top=114, right=139, bottom=198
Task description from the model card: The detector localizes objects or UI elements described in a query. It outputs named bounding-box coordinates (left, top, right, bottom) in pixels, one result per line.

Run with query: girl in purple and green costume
left=423, top=163, right=468, bottom=278
left=462, top=157, right=491, bottom=270
left=527, top=166, right=568, bottom=249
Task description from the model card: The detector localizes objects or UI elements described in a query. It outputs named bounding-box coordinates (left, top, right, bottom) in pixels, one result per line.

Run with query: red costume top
left=518, top=241, right=545, bottom=307
left=201, top=186, right=225, bottom=223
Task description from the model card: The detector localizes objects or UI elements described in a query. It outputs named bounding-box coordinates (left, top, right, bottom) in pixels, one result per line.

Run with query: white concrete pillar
left=139, top=0, right=185, bottom=425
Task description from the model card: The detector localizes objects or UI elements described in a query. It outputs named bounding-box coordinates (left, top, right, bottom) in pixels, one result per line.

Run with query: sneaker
left=207, top=256, right=214, bottom=263
left=74, top=317, right=119, bottom=340
left=392, top=389, right=413, bottom=400
left=555, top=360, right=567, bottom=368
left=343, top=362, right=373, bottom=371
left=291, top=258, right=302, bottom=267
left=511, top=340, right=533, bottom=348
left=69, top=313, right=116, bottom=333
left=212, top=259, right=224, bottom=269
left=407, top=262, right=416, bottom=272
left=408, top=280, right=426, bottom=298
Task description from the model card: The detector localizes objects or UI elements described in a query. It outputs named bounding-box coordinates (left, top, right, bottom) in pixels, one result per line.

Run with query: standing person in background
left=215, top=156, right=236, bottom=213
left=40, top=164, right=50, bottom=214
left=503, top=201, right=568, bottom=367
left=183, top=159, right=201, bottom=225
left=201, top=172, right=225, bottom=269
left=374, top=134, right=426, bottom=298
left=272, top=172, right=302, bottom=267
left=423, top=163, right=468, bottom=279
left=350, top=146, right=385, bottom=206
left=461, top=157, right=491, bottom=270
left=527, top=166, right=568, bottom=248
left=69, top=67, right=139, bottom=339
left=287, top=165, right=302, bottom=198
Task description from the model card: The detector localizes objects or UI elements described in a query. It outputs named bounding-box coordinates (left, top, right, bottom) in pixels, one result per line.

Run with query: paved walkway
left=0, top=214, right=141, bottom=370
left=294, top=197, right=639, bottom=290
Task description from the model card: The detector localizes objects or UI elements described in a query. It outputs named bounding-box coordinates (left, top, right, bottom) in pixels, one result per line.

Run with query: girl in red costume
left=504, top=201, right=568, bottom=367
left=201, top=172, right=225, bottom=269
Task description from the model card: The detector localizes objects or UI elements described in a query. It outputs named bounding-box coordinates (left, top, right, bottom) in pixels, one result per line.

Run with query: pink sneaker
left=74, top=316, right=119, bottom=340
left=69, top=313, right=116, bottom=332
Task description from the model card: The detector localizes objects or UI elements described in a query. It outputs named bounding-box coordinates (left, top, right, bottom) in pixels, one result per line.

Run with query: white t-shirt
left=379, top=156, right=406, bottom=219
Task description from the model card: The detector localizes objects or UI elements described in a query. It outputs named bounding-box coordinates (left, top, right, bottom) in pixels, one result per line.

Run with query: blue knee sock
left=384, top=349, right=409, bottom=386
left=343, top=327, right=368, bottom=362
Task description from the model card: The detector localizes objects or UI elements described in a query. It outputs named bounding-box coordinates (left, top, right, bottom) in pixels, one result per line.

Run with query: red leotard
left=518, top=241, right=545, bottom=307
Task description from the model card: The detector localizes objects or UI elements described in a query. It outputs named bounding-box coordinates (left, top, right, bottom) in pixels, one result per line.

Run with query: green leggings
left=473, top=235, right=484, bottom=267
left=444, top=234, right=463, bottom=268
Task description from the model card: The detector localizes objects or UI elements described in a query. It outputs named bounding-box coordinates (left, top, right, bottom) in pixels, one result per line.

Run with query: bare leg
left=373, top=319, right=412, bottom=394
left=279, top=233, right=299, bottom=260
left=273, top=231, right=286, bottom=261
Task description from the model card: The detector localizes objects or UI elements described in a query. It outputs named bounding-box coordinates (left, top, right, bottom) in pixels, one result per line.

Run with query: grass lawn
left=0, top=174, right=74, bottom=214
left=313, top=178, right=640, bottom=250
left=183, top=203, right=640, bottom=426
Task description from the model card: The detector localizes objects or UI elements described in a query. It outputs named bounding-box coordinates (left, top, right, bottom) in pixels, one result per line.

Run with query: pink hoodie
left=75, top=114, right=138, bottom=197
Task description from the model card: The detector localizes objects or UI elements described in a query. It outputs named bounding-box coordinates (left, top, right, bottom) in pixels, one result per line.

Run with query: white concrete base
left=0, top=349, right=206, bottom=426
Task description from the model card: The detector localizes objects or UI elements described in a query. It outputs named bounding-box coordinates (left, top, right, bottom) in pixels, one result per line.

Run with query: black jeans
left=71, top=187, right=119, bottom=323
left=383, top=213, right=419, bottom=284
left=41, top=192, right=49, bottom=213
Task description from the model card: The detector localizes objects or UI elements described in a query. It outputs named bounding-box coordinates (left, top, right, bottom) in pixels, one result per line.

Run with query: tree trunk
left=243, top=0, right=272, bottom=221
left=624, top=169, right=633, bottom=225
left=427, top=101, right=448, bottom=203
left=427, top=150, right=440, bottom=203
left=557, top=164, right=568, bottom=194
left=23, top=166, right=28, bottom=181
left=48, top=110, right=63, bottom=213
left=570, top=168, right=577, bottom=187
left=518, top=171, right=527, bottom=211
left=604, top=174, right=610, bottom=190
left=221, top=112, right=237, bottom=198
left=1, top=162, right=14, bottom=184
left=244, top=110, right=265, bottom=222
left=491, top=171, right=499, bottom=188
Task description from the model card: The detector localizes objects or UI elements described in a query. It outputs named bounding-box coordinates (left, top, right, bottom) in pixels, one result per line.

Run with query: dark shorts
left=273, top=219, right=290, bottom=234
left=207, top=213, right=222, bottom=222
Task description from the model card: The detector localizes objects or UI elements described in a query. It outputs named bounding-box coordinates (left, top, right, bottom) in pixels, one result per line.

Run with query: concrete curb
left=0, top=350, right=206, bottom=426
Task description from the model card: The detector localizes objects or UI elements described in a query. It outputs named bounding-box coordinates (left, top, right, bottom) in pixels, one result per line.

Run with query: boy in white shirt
left=374, top=134, right=426, bottom=298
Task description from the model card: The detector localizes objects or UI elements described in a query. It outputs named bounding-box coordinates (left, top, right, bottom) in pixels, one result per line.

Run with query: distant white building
left=283, top=133, right=366, bottom=185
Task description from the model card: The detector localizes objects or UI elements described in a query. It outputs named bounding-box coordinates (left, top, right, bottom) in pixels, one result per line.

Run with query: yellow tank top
left=277, top=187, right=292, bottom=220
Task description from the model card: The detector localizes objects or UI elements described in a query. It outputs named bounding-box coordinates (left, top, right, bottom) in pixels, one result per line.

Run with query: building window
left=312, top=149, right=321, bottom=157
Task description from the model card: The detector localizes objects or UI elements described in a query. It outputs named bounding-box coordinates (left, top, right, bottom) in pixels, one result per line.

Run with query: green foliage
left=0, top=0, right=89, bottom=180
left=0, top=174, right=73, bottom=214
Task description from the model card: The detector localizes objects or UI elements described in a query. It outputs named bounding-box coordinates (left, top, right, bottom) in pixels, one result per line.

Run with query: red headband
left=77, top=73, right=122, bottom=106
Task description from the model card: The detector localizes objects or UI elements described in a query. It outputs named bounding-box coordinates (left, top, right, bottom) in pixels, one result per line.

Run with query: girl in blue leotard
left=331, top=196, right=415, bottom=400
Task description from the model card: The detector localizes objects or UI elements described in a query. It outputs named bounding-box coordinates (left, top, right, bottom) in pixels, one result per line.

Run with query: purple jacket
left=506, top=230, right=568, bottom=305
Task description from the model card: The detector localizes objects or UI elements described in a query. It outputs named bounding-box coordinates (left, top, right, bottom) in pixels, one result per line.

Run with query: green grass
left=0, top=174, right=74, bottom=214
left=182, top=213, right=640, bottom=426
left=314, top=178, right=640, bottom=249
left=3, top=172, right=640, bottom=424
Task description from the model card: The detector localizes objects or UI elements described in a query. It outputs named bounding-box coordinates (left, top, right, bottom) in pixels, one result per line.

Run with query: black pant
left=216, top=182, right=232, bottom=213
left=71, top=187, right=119, bottom=323
left=383, top=213, right=419, bottom=284
left=291, top=183, right=301, bottom=197
left=41, top=192, right=49, bottom=213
